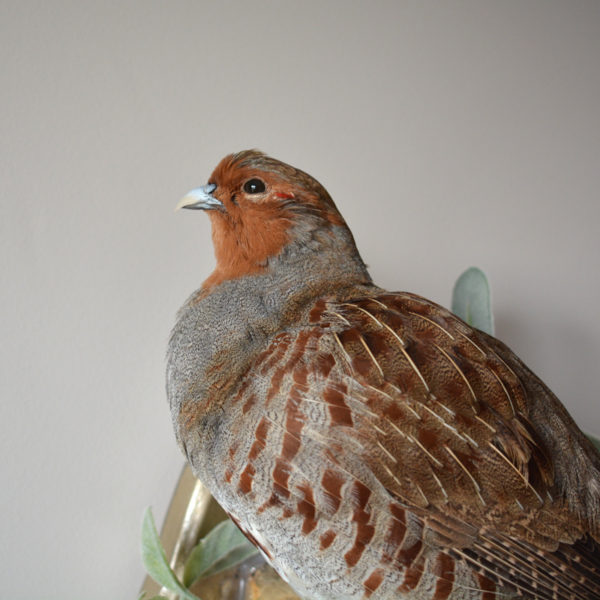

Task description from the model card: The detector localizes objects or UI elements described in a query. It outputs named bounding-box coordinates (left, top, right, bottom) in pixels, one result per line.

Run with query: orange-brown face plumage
left=198, top=150, right=347, bottom=289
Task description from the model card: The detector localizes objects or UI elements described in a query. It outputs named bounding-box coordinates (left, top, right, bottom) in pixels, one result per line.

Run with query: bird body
left=167, top=151, right=600, bottom=599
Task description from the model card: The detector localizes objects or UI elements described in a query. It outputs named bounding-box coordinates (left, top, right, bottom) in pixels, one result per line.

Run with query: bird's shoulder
left=248, top=289, right=600, bottom=533
left=296, top=291, right=556, bottom=515
left=247, top=289, right=600, bottom=599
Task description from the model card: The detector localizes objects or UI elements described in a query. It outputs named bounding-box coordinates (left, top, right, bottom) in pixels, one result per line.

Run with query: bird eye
left=243, top=178, right=266, bottom=194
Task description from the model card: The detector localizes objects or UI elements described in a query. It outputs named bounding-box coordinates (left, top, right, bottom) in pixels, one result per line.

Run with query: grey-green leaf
left=141, top=507, right=201, bottom=600
left=587, top=434, right=600, bottom=452
left=452, top=267, right=494, bottom=335
left=183, top=519, right=260, bottom=587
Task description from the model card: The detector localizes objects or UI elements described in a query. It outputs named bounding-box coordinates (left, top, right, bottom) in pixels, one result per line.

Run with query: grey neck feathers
left=166, top=222, right=371, bottom=444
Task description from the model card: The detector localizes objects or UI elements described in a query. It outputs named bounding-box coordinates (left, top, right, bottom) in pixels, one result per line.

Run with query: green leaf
left=452, top=267, right=494, bottom=335
left=183, top=519, right=260, bottom=587
left=141, top=507, right=201, bottom=600
left=587, top=434, right=600, bottom=452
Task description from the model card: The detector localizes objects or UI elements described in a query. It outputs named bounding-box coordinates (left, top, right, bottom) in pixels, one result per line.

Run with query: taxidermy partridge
left=167, top=150, right=600, bottom=600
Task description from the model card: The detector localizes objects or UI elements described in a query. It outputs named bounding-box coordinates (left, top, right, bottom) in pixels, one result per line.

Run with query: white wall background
left=1, top=1, right=599, bottom=598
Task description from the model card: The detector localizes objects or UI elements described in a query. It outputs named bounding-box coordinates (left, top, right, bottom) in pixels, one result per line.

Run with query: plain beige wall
left=2, top=1, right=599, bottom=597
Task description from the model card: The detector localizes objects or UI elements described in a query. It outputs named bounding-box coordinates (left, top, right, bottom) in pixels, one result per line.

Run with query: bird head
left=178, top=150, right=370, bottom=290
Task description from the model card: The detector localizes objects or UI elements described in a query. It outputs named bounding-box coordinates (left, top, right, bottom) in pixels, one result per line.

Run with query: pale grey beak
left=175, top=183, right=222, bottom=211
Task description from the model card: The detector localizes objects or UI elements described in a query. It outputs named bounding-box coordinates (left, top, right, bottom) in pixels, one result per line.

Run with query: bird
left=167, top=150, right=600, bottom=600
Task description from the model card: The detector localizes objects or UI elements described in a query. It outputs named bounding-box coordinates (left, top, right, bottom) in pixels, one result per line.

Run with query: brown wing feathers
left=327, top=291, right=600, bottom=599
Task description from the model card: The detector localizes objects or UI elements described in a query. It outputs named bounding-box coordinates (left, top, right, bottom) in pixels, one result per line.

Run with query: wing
left=318, top=291, right=600, bottom=599
left=221, top=290, right=600, bottom=599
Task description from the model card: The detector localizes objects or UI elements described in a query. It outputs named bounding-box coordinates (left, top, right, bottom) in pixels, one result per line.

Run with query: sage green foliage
left=183, top=519, right=259, bottom=586
left=141, top=507, right=259, bottom=599
left=141, top=508, right=200, bottom=600
left=137, top=593, right=167, bottom=600
left=451, top=267, right=494, bottom=335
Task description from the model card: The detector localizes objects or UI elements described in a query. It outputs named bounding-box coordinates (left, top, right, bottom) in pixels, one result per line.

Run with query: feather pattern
left=168, top=151, right=600, bottom=600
